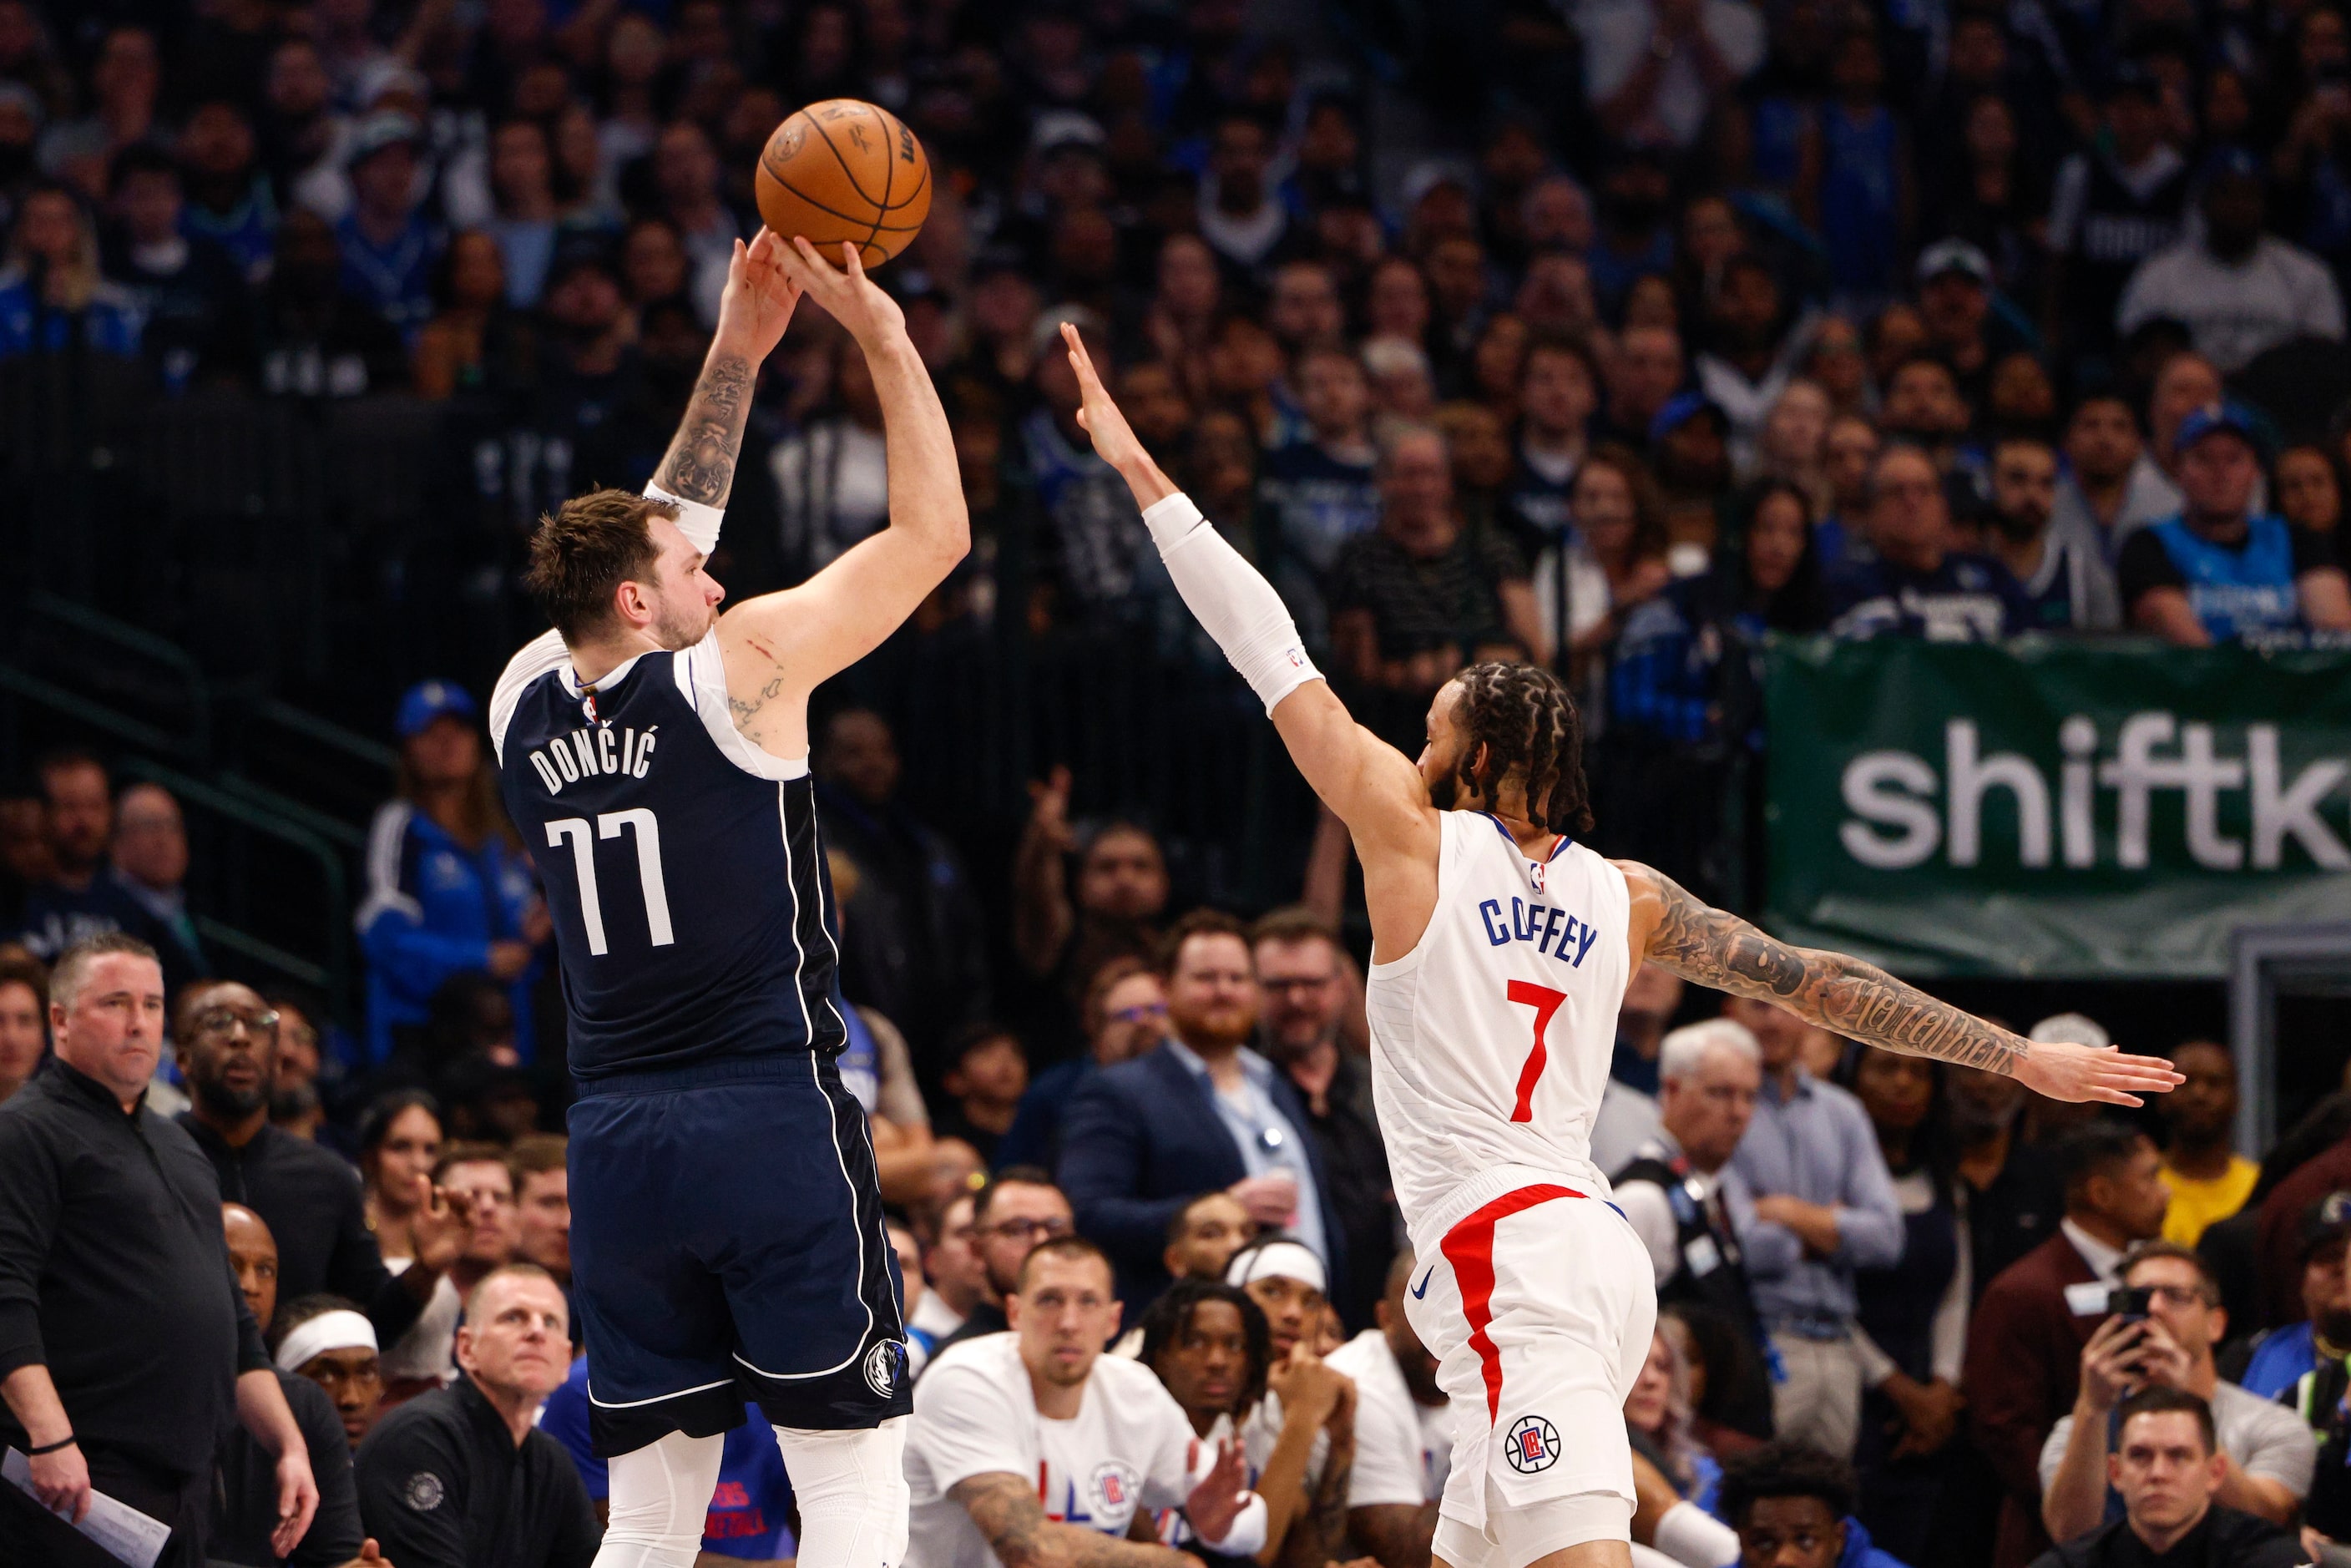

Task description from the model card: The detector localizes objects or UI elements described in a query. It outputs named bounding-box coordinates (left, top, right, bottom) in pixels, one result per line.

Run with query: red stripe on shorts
left=1439, top=1184, right=1585, bottom=1424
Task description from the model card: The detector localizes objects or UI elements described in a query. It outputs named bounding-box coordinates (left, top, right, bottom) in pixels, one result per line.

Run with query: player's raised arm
left=1620, top=860, right=2184, bottom=1106
left=646, top=230, right=802, bottom=534
left=1059, top=325, right=1428, bottom=860
left=718, top=238, right=968, bottom=711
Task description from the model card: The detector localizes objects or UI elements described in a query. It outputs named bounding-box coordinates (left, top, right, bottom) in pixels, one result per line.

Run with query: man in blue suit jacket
left=1057, top=910, right=1346, bottom=1308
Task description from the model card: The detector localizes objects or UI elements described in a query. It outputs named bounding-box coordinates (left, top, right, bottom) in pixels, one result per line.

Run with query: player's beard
left=648, top=595, right=714, bottom=651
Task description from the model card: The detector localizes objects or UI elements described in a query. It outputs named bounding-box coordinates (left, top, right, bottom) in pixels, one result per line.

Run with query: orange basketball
left=755, top=99, right=932, bottom=270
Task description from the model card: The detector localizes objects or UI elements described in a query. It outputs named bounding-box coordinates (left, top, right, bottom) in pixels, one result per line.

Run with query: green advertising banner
left=1763, top=638, right=2351, bottom=977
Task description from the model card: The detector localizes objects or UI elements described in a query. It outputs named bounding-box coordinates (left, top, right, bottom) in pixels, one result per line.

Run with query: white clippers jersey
left=1365, top=811, right=1632, bottom=1246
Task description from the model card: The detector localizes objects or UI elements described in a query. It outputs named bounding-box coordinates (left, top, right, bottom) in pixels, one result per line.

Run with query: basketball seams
left=759, top=99, right=928, bottom=266
left=866, top=105, right=896, bottom=268
left=804, top=103, right=887, bottom=208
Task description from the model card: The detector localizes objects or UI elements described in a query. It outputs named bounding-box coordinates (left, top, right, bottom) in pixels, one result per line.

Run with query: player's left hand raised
left=714, top=230, right=802, bottom=361
left=1183, top=1437, right=1251, bottom=1545
left=2014, top=1039, right=2182, bottom=1106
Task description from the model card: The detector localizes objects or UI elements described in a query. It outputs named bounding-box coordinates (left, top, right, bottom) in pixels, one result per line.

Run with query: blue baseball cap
left=2173, top=400, right=2262, bottom=454
left=395, top=679, right=478, bottom=739
left=1650, top=391, right=1725, bottom=445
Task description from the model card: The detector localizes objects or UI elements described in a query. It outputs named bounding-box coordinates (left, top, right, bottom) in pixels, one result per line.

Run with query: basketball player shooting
left=1058, top=322, right=2182, bottom=1568
left=488, top=232, right=964, bottom=1568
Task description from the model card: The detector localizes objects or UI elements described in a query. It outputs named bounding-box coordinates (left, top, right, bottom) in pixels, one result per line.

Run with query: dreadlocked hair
left=1451, top=660, right=1594, bottom=837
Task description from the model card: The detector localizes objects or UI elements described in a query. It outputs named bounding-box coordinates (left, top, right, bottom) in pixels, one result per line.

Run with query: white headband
left=275, top=1309, right=379, bottom=1373
left=1226, top=1240, right=1327, bottom=1296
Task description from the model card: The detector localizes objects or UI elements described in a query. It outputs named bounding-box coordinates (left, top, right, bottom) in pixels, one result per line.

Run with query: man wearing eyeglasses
left=928, top=1166, right=1079, bottom=1362
left=174, top=979, right=467, bottom=1353
left=1251, top=908, right=1393, bottom=1333
left=2038, top=1240, right=2313, bottom=1545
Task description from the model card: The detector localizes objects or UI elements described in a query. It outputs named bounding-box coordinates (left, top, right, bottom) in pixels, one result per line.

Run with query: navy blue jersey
left=491, top=630, right=844, bottom=1083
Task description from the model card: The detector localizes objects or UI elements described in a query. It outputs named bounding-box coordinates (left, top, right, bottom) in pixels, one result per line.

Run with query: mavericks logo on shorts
left=863, top=1340, right=904, bottom=1397
left=1504, top=1415, right=1560, bottom=1474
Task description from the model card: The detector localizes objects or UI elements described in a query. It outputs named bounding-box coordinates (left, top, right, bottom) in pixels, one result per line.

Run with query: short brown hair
left=1016, top=1234, right=1114, bottom=1293
left=0, top=953, right=49, bottom=1014
left=509, top=1133, right=567, bottom=1179
left=463, top=1260, right=564, bottom=1323
left=1153, top=908, right=1251, bottom=979
left=49, top=933, right=159, bottom=1012
left=434, top=1141, right=518, bottom=1191
left=1248, top=906, right=1339, bottom=953
left=2120, top=1240, right=2220, bottom=1305
left=523, top=488, right=678, bottom=641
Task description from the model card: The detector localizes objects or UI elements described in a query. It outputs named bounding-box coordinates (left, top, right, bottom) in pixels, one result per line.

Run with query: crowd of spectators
left=9, top=0, right=2351, bottom=1563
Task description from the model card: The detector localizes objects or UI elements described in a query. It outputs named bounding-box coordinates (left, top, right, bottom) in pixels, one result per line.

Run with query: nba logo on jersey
left=1505, top=1415, right=1560, bottom=1474
left=1527, top=859, right=1545, bottom=893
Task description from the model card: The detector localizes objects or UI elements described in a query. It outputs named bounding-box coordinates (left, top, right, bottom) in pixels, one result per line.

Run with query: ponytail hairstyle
left=1449, top=660, right=1593, bottom=837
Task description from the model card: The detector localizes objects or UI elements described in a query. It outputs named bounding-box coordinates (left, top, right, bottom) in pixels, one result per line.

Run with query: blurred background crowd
left=3, top=0, right=2351, bottom=1561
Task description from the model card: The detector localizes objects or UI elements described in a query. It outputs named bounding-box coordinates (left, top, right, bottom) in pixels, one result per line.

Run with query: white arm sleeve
left=1652, top=1500, right=1739, bottom=1568
left=645, top=482, right=724, bottom=555
left=1141, top=492, right=1321, bottom=716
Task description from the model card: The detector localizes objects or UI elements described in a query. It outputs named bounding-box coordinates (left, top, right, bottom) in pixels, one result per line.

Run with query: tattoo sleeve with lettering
left=1631, top=863, right=2028, bottom=1075
left=653, top=352, right=753, bottom=507
left=949, top=1474, right=1184, bottom=1568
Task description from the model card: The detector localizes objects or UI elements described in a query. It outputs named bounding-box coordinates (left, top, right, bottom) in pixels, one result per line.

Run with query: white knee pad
left=599, top=1429, right=726, bottom=1568
left=775, top=1417, right=911, bottom=1568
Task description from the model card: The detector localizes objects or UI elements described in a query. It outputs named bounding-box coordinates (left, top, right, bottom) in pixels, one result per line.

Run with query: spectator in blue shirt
left=1722, top=1444, right=1916, bottom=1568
left=357, top=680, right=548, bottom=1065
left=335, top=109, right=438, bottom=339
left=0, top=182, right=143, bottom=359
left=541, top=1355, right=796, bottom=1562
left=1828, top=441, right=2030, bottom=640
left=2118, top=402, right=2351, bottom=644
left=1726, top=994, right=1906, bottom=1463
left=1259, top=342, right=1382, bottom=644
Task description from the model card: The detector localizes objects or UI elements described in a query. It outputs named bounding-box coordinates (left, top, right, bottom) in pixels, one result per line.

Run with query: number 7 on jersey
left=1504, top=981, right=1566, bottom=1122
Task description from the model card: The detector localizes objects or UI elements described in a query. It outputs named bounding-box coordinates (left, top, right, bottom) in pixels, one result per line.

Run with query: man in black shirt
left=0, top=934, right=316, bottom=1568
left=174, top=977, right=462, bottom=1347
left=354, top=1263, right=598, bottom=1568
left=1250, top=907, right=1394, bottom=1333
left=215, top=1202, right=369, bottom=1567
left=2030, top=1387, right=2303, bottom=1568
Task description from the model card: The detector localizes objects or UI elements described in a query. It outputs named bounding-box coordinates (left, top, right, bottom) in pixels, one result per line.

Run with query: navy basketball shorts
left=566, top=1053, right=913, bottom=1458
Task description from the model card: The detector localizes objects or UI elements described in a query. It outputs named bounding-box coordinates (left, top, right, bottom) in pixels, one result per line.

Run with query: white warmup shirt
left=907, top=1333, right=1266, bottom=1568
left=1327, top=1328, right=1451, bottom=1508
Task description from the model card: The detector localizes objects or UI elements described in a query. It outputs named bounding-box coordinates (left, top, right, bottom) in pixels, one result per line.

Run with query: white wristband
left=1195, top=1492, right=1267, bottom=1556
left=645, top=483, right=723, bottom=554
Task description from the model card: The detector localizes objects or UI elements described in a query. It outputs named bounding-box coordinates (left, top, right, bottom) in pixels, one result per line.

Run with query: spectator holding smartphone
left=2037, top=1242, right=2311, bottom=1544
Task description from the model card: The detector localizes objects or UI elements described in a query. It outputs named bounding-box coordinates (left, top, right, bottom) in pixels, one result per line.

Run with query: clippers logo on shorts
left=1088, top=1461, right=1142, bottom=1525
left=1504, top=1415, right=1561, bottom=1474
left=863, top=1340, right=903, bottom=1397
left=403, top=1472, right=446, bottom=1511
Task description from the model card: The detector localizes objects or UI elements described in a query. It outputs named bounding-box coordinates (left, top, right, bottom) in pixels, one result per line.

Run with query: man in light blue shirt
left=1726, top=994, right=1905, bottom=1459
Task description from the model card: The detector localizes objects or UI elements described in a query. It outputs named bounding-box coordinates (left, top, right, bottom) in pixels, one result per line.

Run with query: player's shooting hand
left=2015, top=1039, right=2182, bottom=1107
left=1060, top=322, right=1147, bottom=474
left=714, top=230, right=803, bottom=362
left=270, top=1444, right=320, bottom=1560
left=778, top=237, right=905, bottom=346
left=1183, top=1438, right=1251, bottom=1545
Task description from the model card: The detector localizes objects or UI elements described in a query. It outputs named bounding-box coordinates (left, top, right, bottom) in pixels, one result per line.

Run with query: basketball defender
left=489, top=234, right=964, bottom=1568
left=1059, top=324, right=2182, bottom=1568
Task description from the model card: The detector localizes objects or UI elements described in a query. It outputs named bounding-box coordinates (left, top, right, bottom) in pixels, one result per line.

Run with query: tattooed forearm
left=1634, top=864, right=2028, bottom=1075
left=950, top=1474, right=1185, bottom=1568
left=654, top=352, right=753, bottom=507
